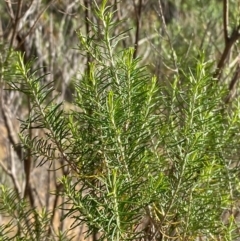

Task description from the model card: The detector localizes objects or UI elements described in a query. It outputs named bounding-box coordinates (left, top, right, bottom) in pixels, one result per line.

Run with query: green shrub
left=1, top=1, right=240, bottom=241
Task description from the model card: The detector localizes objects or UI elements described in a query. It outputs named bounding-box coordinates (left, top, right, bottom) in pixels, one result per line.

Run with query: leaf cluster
left=1, top=1, right=240, bottom=241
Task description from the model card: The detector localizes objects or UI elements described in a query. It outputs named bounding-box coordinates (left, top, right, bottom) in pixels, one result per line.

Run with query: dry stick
left=0, top=154, right=21, bottom=198
left=47, top=160, right=71, bottom=236
left=214, top=27, right=240, bottom=80
left=133, top=0, right=143, bottom=59
left=84, top=0, right=91, bottom=75
left=225, top=60, right=240, bottom=104
left=9, top=144, right=22, bottom=195
left=223, top=0, right=229, bottom=45
left=48, top=10, right=54, bottom=84
left=8, top=0, right=23, bottom=52
left=5, top=0, right=15, bottom=21
left=157, top=0, right=178, bottom=74
left=0, top=58, right=22, bottom=197
left=0, top=104, right=34, bottom=215
left=205, top=0, right=229, bottom=77
left=3, top=0, right=59, bottom=209
left=16, top=0, right=56, bottom=51
left=4, top=0, right=18, bottom=45
left=4, top=0, right=38, bottom=61
left=1, top=105, right=22, bottom=162
left=47, top=182, right=63, bottom=238
left=0, top=59, right=26, bottom=236
left=213, top=0, right=240, bottom=105
left=59, top=160, right=69, bottom=234
left=23, top=98, right=34, bottom=208
left=1, top=104, right=25, bottom=194
left=15, top=0, right=56, bottom=206
left=214, top=0, right=240, bottom=80
left=47, top=155, right=71, bottom=236
left=199, top=20, right=213, bottom=51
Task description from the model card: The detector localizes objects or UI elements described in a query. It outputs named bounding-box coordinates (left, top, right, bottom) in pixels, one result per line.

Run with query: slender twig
left=1, top=105, right=22, bottom=160
left=0, top=154, right=21, bottom=198
left=214, top=0, right=240, bottom=80
left=199, top=20, right=213, bottom=51
left=223, top=0, right=229, bottom=44
left=157, top=0, right=178, bottom=74
left=214, top=26, right=240, bottom=80
left=16, top=0, right=56, bottom=51
left=133, top=0, right=143, bottom=59
left=8, top=0, right=23, bottom=52
left=23, top=98, right=34, bottom=208
left=5, top=0, right=15, bottom=21
left=229, top=54, right=240, bottom=69
left=47, top=182, right=63, bottom=237
left=0, top=92, right=22, bottom=197
left=84, top=0, right=91, bottom=75
left=225, top=59, right=240, bottom=103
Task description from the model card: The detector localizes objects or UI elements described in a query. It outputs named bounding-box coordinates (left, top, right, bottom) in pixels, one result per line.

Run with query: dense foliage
left=0, top=0, right=240, bottom=240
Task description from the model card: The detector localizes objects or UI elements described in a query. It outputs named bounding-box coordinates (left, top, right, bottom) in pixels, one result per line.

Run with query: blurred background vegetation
left=0, top=0, right=238, bottom=100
